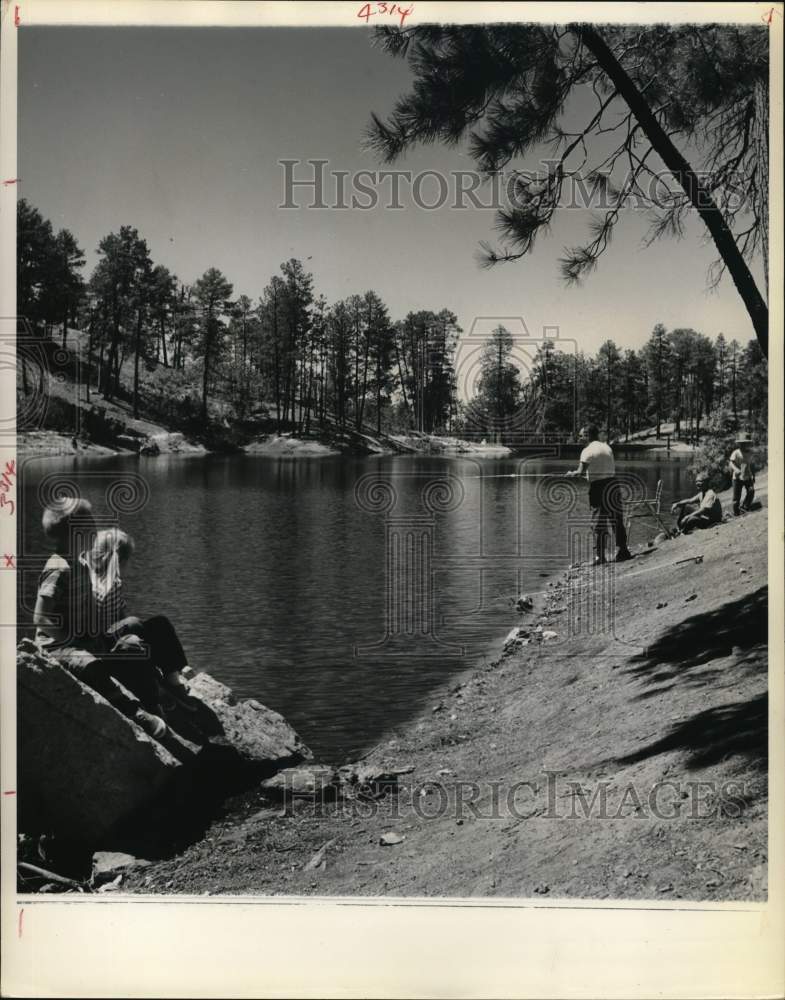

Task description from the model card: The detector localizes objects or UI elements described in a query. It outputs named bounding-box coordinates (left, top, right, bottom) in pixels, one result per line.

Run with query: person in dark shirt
left=33, top=499, right=170, bottom=738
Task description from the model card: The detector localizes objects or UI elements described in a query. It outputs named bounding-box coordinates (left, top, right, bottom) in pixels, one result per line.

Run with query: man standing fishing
left=565, top=425, right=633, bottom=565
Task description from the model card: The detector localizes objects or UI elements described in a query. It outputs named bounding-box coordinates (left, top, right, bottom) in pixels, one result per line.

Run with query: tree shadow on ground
left=616, top=691, right=767, bottom=772
left=615, top=586, right=768, bottom=772
left=623, top=586, right=767, bottom=689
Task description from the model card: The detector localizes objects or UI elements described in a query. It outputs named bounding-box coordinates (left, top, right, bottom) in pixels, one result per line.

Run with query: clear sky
left=18, top=25, right=763, bottom=355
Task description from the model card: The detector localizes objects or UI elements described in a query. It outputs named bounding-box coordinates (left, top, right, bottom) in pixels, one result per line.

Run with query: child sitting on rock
left=33, top=501, right=188, bottom=738
left=82, top=526, right=198, bottom=712
left=670, top=472, right=723, bottom=534
left=80, top=526, right=133, bottom=637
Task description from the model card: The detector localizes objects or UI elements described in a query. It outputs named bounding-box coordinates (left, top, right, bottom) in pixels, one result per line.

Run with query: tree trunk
left=578, top=25, right=769, bottom=357
left=395, top=338, right=409, bottom=417
left=86, top=316, right=93, bottom=404
left=133, top=306, right=143, bottom=419
left=97, top=340, right=105, bottom=398
left=674, top=364, right=682, bottom=438
left=357, top=337, right=371, bottom=430
left=160, top=314, right=169, bottom=367
left=202, top=308, right=212, bottom=426
left=376, top=353, right=382, bottom=436
left=731, top=362, right=738, bottom=424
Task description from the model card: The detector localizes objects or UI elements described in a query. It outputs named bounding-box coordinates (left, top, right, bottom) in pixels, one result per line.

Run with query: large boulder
left=259, top=764, right=338, bottom=799
left=17, top=642, right=186, bottom=844
left=183, top=670, right=312, bottom=770
left=17, top=644, right=312, bottom=847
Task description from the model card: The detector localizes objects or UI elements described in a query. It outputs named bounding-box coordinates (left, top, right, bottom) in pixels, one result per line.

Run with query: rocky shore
left=18, top=428, right=207, bottom=458
left=16, top=642, right=312, bottom=890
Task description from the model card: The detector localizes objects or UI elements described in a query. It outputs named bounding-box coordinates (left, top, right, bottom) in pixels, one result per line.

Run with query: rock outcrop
left=183, top=670, right=312, bottom=769
left=17, top=641, right=185, bottom=844
left=16, top=642, right=311, bottom=847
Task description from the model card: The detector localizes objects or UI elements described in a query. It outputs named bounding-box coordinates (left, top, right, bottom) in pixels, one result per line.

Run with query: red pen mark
left=3, top=789, right=16, bottom=795
left=14, top=4, right=19, bottom=26
left=18, top=909, right=24, bottom=939
left=1, top=460, right=16, bottom=517
left=3, top=554, right=15, bottom=568
left=1, top=459, right=16, bottom=493
left=357, top=2, right=413, bottom=28
left=762, top=6, right=781, bottom=23
left=2, top=178, right=20, bottom=186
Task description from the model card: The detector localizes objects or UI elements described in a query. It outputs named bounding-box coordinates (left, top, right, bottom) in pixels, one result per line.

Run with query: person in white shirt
left=728, top=438, right=756, bottom=515
left=670, top=472, right=723, bottom=533
left=565, top=425, right=633, bottom=564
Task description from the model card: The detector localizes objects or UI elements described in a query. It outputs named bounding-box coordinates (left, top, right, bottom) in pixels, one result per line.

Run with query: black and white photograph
left=1, top=1, right=782, bottom=996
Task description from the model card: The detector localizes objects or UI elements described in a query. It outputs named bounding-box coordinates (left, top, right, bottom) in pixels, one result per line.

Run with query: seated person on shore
left=670, top=473, right=723, bottom=534
left=81, top=526, right=197, bottom=711
left=729, top=438, right=756, bottom=516
left=33, top=501, right=187, bottom=737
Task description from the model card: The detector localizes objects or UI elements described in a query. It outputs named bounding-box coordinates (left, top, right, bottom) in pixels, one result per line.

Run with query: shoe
left=615, top=550, right=634, bottom=563
left=160, top=674, right=200, bottom=713
left=592, top=556, right=607, bottom=566
left=134, top=708, right=168, bottom=739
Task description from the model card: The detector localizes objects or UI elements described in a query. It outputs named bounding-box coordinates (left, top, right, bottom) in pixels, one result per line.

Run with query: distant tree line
left=17, top=198, right=766, bottom=445
left=16, top=198, right=461, bottom=436
left=464, top=322, right=766, bottom=445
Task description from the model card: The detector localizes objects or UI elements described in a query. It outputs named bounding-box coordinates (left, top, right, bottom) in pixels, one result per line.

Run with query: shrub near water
left=691, top=408, right=768, bottom=489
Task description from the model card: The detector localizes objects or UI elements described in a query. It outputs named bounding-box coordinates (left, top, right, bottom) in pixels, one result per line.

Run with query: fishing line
left=460, top=473, right=569, bottom=480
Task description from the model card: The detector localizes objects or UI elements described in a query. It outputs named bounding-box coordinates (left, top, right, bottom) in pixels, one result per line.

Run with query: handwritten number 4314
left=357, top=2, right=413, bottom=27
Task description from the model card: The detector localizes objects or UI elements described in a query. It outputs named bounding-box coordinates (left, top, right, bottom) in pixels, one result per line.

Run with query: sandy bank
left=17, top=431, right=124, bottom=458
left=245, top=435, right=342, bottom=458
left=390, top=433, right=512, bottom=458
left=17, top=429, right=206, bottom=458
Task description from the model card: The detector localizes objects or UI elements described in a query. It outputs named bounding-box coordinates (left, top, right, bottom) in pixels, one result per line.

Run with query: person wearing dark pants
left=565, top=425, right=633, bottom=565
left=671, top=473, right=723, bottom=534
left=42, top=634, right=172, bottom=738
left=729, top=438, right=756, bottom=516
left=33, top=504, right=194, bottom=739
left=588, top=477, right=632, bottom=564
left=105, top=614, right=196, bottom=708
left=732, top=478, right=755, bottom=516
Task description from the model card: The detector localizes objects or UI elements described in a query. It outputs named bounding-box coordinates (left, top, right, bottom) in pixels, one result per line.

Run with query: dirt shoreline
left=17, top=431, right=126, bottom=458
left=17, top=429, right=208, bottom=458
left=122, top=475, right=768, bottom=900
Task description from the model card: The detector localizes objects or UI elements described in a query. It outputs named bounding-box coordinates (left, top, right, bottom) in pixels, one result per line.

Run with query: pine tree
left=193, top=268, right=233, bottom=425
left=367, top=23, right=769, bottom=354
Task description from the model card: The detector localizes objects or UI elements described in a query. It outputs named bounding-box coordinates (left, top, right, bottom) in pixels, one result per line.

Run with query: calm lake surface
left=19, top=452, right=695, bottom=761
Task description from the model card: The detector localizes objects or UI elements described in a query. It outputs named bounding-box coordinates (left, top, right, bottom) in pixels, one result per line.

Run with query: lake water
left=18, top=451, right=695, bottom=761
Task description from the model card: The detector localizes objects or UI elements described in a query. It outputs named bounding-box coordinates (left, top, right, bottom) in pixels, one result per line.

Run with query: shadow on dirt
left=624, top=586, right=767, bottom=688
left=616, top=587, right=768, bottom=772
left=617, top=691, right=767, bottom=772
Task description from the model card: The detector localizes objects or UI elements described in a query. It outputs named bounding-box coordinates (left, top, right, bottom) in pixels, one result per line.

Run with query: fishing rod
left=460, top=472, right=571, bottom=480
